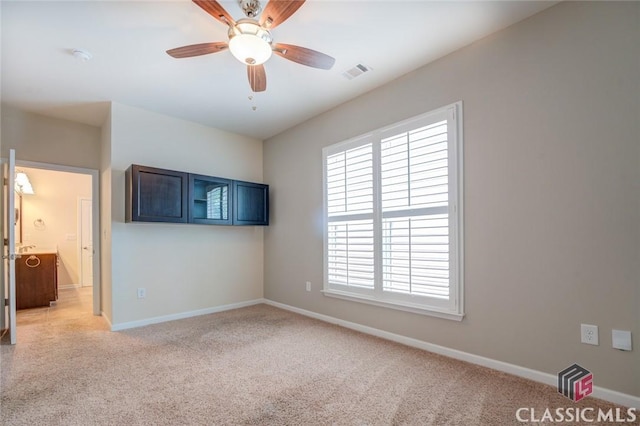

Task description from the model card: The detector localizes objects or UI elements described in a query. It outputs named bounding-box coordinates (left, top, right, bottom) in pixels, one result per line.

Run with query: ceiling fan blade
left=273, top=43, right=335, bottom=70
left=167, top=42, right=228, bottom=58
left=192, top=0, right=236, bottom=26
left=247, top=64, right=267, bottom=92
left=259, top=0, right=305, bottom=29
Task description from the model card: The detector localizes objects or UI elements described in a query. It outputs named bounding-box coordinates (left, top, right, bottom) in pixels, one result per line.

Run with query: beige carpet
left=1, top=288, right=634, bottom=425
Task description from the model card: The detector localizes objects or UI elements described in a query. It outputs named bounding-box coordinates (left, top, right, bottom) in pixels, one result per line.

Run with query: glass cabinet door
left=188, top=174, right=232, bottom=225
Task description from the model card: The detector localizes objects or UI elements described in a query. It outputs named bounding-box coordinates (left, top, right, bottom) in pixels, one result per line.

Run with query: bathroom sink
left=17, top=246, right=58, bottom=255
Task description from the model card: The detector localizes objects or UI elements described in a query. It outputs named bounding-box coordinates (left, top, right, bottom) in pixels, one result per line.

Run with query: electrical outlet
left=137, top=288, right=146, bottom=299
left=305, top=281, right=311, bottom=292
left=581, top=324, right=599, bottom=345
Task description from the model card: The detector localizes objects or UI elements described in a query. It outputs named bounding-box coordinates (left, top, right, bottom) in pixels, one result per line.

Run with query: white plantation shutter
left=326, top=142, right=375, bottom=290
left=382, top=215, right=450, bottom=298
left=207, top=186, right=228, bottom=220
left=323, top=102, right=463, bottom=320
left=380, top=120, right=449, bottom=211
left=327, top=220, right=374, bottom=288
left=326, top=144, right=373, bottom=216
left=380, top=119, right=450, bottom=300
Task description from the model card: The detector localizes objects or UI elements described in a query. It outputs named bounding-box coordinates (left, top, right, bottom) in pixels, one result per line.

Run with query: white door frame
left=2, top=150, right=18, bottom=343
left=16, top=160, right=101, bottom=316
left=78, top=197, right=93, bottom=287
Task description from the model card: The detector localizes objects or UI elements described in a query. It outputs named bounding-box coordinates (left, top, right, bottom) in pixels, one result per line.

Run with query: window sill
left=322, top=289, right=465, bottom=322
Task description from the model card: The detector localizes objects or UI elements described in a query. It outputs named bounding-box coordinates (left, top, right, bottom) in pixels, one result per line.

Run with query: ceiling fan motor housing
left=238, top=0, right=262, bottom=18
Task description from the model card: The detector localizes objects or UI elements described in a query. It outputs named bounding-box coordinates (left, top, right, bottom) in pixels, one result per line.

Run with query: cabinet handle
left=25, top=255, right=41, bottom=268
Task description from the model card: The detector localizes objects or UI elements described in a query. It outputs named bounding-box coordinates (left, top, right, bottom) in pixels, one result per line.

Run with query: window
left=323, top=102, right=464, bottom=320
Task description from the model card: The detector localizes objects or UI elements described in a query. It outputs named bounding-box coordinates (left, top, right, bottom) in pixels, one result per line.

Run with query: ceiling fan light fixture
left=228, top=19, right=273, bottom=65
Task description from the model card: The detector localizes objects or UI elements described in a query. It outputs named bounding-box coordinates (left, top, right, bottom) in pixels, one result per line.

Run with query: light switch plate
left=612, top=330, right=632, bottom=351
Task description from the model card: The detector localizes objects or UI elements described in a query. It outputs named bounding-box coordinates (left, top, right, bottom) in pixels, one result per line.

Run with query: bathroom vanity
left=16, top=251, right=58, bottom=310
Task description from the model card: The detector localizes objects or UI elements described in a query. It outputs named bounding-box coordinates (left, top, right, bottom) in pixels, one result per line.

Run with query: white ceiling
left=1, top=1, right=556, bottom=140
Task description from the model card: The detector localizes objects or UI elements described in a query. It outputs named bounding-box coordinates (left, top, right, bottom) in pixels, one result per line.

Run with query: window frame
left=322, top=102, right=464, bottom=321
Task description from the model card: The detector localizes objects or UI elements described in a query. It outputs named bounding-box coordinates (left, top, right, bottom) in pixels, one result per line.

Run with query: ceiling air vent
left=342, top=63, right=372, bottom=80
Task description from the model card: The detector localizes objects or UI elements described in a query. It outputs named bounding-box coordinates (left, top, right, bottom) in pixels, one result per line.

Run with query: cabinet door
left=16, top=253, right=57, bottom=310
left=233, top=181, right=269, bottom=226
left=126, top=165, right=188, bottom=223
left=188, top=174, right=232, bottom=225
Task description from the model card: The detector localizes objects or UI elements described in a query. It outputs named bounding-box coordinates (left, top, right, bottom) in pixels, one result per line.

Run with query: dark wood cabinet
left=16, top=253, right=58, bottom=310
left=188, top=174, right=232, bottom=225
left=233, top=180, right=269, bottom=226
left=125, top=164, right=268, bottom=226
left=126, top=165, right=188, bottom=223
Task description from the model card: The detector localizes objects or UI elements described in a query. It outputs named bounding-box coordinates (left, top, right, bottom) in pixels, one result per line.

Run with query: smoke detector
left=72, top=49, right=93, bottom=62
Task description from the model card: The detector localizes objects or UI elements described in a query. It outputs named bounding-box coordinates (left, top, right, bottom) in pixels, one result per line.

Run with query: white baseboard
left=263, top=299, right=640, bottom=409
left=59, top=284, right=81, bottom=290
left=101, top=311, right=113, bottom=329
left=109, top=299, right=264, bottom=332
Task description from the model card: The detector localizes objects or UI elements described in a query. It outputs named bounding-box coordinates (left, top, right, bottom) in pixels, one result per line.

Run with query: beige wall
left=108, top=102, right=264, bottom=326
left=263, top=2, right=639, bottom=397
left=18, top=167, right=91, bottom=286
left=1, top=106, right=101, bottom=170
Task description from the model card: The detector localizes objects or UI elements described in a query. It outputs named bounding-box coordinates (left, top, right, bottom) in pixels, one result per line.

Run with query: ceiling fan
left=167, top=0, right=335, bottom=92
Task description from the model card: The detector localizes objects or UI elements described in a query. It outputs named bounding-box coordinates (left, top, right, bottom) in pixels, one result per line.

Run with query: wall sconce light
left=15, top=171, right=34, bottom=195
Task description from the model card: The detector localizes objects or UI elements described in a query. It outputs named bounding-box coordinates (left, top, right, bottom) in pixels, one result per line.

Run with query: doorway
left=14, top=161, right=100, bottom=317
